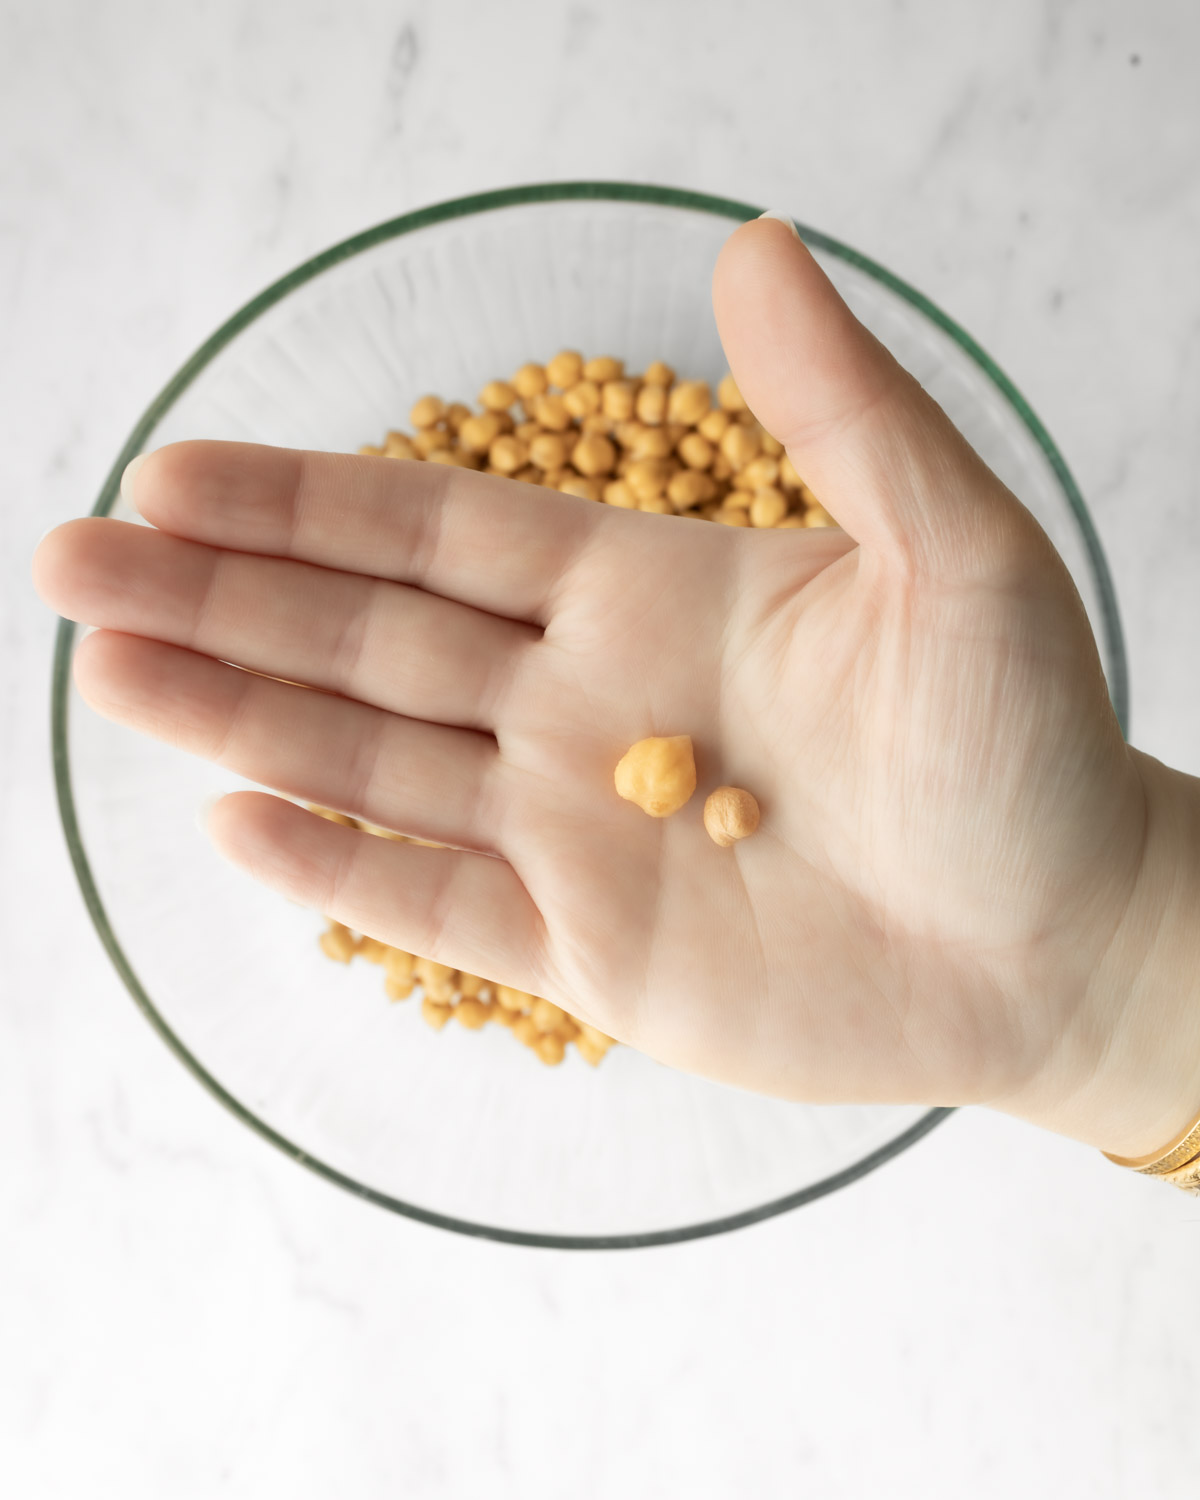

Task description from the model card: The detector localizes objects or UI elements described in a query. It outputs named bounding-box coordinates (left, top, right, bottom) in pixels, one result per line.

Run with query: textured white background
left=4, top=1, right=1200, bottom=1496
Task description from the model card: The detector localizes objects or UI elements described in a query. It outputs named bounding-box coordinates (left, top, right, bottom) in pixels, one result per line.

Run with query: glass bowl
left=52, top=183, right=1126, bottom=1248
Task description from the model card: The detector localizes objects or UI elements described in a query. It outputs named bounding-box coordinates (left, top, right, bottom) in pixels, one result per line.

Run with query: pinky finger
left=207, top=791, right=547, bottom=991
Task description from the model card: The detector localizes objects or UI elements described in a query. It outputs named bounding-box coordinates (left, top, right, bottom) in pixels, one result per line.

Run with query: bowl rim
left=51, top=179, right=1126, bottom=1249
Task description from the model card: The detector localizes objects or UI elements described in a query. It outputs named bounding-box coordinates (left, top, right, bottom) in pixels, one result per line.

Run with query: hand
left=34, top=218, right=1200, bottom=1157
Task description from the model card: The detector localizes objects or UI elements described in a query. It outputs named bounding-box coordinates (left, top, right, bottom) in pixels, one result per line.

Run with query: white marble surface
left=3, top=1, right=1200, bottom=1495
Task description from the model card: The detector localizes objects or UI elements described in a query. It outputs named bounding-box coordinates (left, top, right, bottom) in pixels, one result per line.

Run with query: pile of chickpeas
left=312, top=809, right=616, bottom=1067
left=357, top=351, right=835, bottom=528
left=316, top=353, right=834, bottom=1067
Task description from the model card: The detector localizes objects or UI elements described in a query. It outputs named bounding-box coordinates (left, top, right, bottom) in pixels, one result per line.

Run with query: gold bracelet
left=1103, top=1108, right=1200, bottom=1192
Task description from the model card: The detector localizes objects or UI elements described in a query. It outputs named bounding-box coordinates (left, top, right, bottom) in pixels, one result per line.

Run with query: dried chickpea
left=614, top=735, right=697, bottom=817
left=456, top=997, right=492, bottom=1030
left=581, top=412, right=614, bottom=435
left=575, top=1034, right=607, bottom=1066
left=458, top=973, right=489, bottom=1000
left=804, top=502, right=837, bottom=528
left=778, top=453, right=803, bottom=489
left=572, top=433, right=617, bottom=476
left=721, top=487, right=751, bottom=509
left=697, top=408, right=732, bottom=443
left=413, top=426, right=452, bottom=458
left=490, top=1005, right=517, bottom=1028
left=489, top=434, right=528, bottom=474
left=642, top=360, right=675, bottom=386
left=749, top=488, right=788, bottom=528
left=515, top=419, right=542, bottom=443
left=602, top=380, right=637, bottom=421
left=739, top=455, right=780, bottom=489
left=444, top=402, right=471, bottom=433
left=546, top=350, right=584, bottom=389
left=385, top=974, right=414, bottom=1001
left=514, top=465, right=541, bottom=485
left=704, top=786, right=761, bottom=846
left=720, top=422, right=761, bottom=468
left=457, top=412, right=505, bottom=452
left=415, top=957, right=456, bottom=1002
left=512, top=362, right=549, bottom=400
left=557, top=1015, right=581, bottom=1042
left=530, top=998, right=567, bottom=1034
left=634, top=384, right=667, bottom=425
left=711, top=451, right=735, bottom=481
left=384, top=949, right=415, bottom=984
left=409, top=394, right=445, bottom=429
left=714, top=505, right=750, bottom=527
left=626, top=426, right=676, bottom=461
left=479, top=380, right=517, bottom=411
left=533, top=393, right=572, bottom=431
left=583, top=355, right=624, bottom=383
left=541, top=467, right=569, bottom=489
left=760, top=431, right=784, bottom=457
left=529, top=431, right=570, bottom=471
left=563, top=380, right=602, bottom=418
left=717, top=373, right=748, bottom=412
left=320, top=922, right=356, bottom=964
left=579, top=1023, right=615, bottom=1050
left=358, top=443, right=384, bottom=456
left=308, top=804, right=357, bottom=827
left=496, top=985, right=533, bottom=1013
left=559, top=474, right=604, bottom=502
left=626, top=457, right=671, bottom=502
left=603, top=479, right=638, bottom=508
left=535, top=1033, right=566, bottom=1067
left=667, top=380, right=711, bottom=425
left=639, top=494, right=674, bottom=514
left=667, top=469, right=717, bottom=510
left=427, top=448, right=477, bottom=467
left=384, top=431, right=418, bottom=461
left=421, top=997, right=453, bottom=1031
left=512, top=1016, right=540, bottom=1047
left=357, top=936, right=389, bottom=965
left=677, top=431, right=715, bottom=470
left=776, top=515, right=805, bottom=528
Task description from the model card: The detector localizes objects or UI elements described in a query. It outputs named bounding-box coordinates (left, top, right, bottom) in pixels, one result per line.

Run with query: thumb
left=712, top=213, right=1021, bottom=575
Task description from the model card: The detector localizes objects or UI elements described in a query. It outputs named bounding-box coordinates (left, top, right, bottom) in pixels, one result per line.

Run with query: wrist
left=990, top=749, right=1200, bottom=1157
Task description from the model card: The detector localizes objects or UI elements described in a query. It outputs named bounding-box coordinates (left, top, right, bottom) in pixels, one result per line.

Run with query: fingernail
left=195, top=791, right=223, bottom=836
left=120, top=453, right=148, bottom=511
left=757, top=208, right=801, bottom=240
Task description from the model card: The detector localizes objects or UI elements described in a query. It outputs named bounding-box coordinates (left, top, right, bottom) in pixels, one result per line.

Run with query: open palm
left=34, top=218, right=1145, bottom=1122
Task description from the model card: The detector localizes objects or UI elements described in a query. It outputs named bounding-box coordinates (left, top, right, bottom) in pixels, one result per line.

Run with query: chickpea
left=667, top=469, right=717, bottom=510
left=776, top=515, right=805, bottom=528
left=490, top=1005, right=517, bottom=1028
left=514, top=465, right=541, bottom=485
left=760, top=431, right=784, bottom=457
left=535, top=1033, right=566, bottom=1066
left=512, top=363, right=548, bottom=400
left=711, top=452, right=735, bottom=482
left=533, top=393, right=573, bottom=431
left=627, top=426, right=676, bottom=461
left=415, top=957, right=456, bottom=1002
left=458, top=973, right=490, bottom=1000
left=458, top=411, right=506, bottom=452
left=602, top=380, right=637, bottom=421
left=563, top=380, right=602, bottom=418
left=804, top=502, right=837, bottom=528
left=583, top=355, right=624, bottom=383
left=559, top=474, right=604, bottom=502
left=714, top=506, right=750, bottom=527
left=384, top=431, right=417, bottom=461
left=581, top=412, right=615, bottom=435
left=626, top=457, right=671, bottom=502
left=703, top=786, right=761, bottom=846
left=413, top=427, right=452, bottom=457
left=749, top=488, right=788, bottom=528
left=515, top=419, right=542, bottom=443
left=308, top=805, right=357, bottom=827
left=722, top=487, right=751, bottom=509
left=614, top=735, right=697, bottom=818
left=512, top=1015, right=540, bottom=1047
left=385, top=974, right=414, bottom=1001
left=720, top=422, right=761, bottom=468
left=575, top=1034, right=607, bottom=1067
left=635, top=383, right=667, bottom=425
left=603, top=479, right=638, bottom=508
left=697, top=408, right=732, bottom=443
left=642, top=360, right=675, bottom=386
left=479, top=380, right=517, bottom=412
left=717, top=373, right=748, bottom=412
left=546, top=350, right=584, bottom=389
left=677, top=432, right=715, bottom=470
left=778, top=453, right=803, bottom=489
left=409, top=394, right=445, bottom=429
left=319, top=922, right=356, bottom=964
left=489, top=434, right=528, bottom=474
left=421, top=997, right=453, bottom=1031
left=579, top=1023, right=615, bottom=1049
left=557, top=1015, right=581, bottom=1042
left=496, top=985, right=533, bottom=1013
left=572, top=433, right=617, bottom=476
left=531, top=998, right=567, bottom=1034
left=739, top=455, right=779, bottom=490
left=639, top=494, right=674, bottom=514
left=541, top=466, right=569, bottom=489
left=456, top=997, right=492, bottom=1030
left=667, top=380, right=712, bottom=425
left=529, top=431, right=570, bottom=471
left=357, top=936, right=389, bottom=965
left=358, top=444, right=384, bottom=456
left=426, top=449, right=477, bottom=467
left=444, top=402, right=472, bottom=433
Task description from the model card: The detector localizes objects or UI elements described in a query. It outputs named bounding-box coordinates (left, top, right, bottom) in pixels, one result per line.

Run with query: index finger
left=124, top=441, right=607, bottom=625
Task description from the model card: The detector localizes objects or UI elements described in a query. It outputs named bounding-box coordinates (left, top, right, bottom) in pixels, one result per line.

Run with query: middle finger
left=43, top=518, right=538, bottom=732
